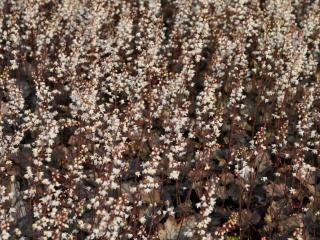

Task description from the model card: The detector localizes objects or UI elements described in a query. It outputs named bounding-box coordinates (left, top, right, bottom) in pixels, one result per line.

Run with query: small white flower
left=41, top=179, right=50, bottom=185
left=139, top=216, right=146, bottom=224
left=289, top=188, right=297, bottom=195
left=169, top=170, right=180, bottom=180
left=239, top=166, right=253, bottom=180
left=184, top=231, right=193, bottom=237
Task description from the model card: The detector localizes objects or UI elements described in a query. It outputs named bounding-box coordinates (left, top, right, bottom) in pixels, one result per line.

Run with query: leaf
left=225, top=237, right=240, bottom=240
left=220, top=173, right=235, bottom=185
left=239, top=209, right=261, bottom=227
left=158, top=216, right=196, bottom=240
left=158, top=217, right=181, bottom=240
left=141, top=188, right=161, bottom=204
left=278, top=214, right=302, bottom=233
left=255, top=151, right=272, bottom=173
left=216, top=185, right=229, bottom=199
left=264, top=183, right=287, bottom=198
left=0, top=102, right=8, bottom=115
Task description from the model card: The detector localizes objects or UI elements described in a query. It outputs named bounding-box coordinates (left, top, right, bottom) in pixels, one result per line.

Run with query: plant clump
left=0, top=0, right=319, bottom=239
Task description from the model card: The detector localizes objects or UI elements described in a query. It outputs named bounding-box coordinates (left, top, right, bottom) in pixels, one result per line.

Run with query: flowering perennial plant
left=0, top=0, right=319, bottom=239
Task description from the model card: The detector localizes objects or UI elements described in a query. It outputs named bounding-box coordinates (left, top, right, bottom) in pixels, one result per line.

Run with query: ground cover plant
left=0, top=0, right=320, bottom=239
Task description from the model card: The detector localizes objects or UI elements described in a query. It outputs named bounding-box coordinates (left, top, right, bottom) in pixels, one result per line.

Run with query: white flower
left=44, top=231, right=53, bottom=238
left=41, top=179, right=50, bottom=185
left=289, top=188, right=297, bottom=195
left=169, top=170, right=180, bottom=180
left=239, top=165, right=253, bottom=180
left=139, top=216, right=146, bottom=224
left=184, top=231, right=193, bottom=237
